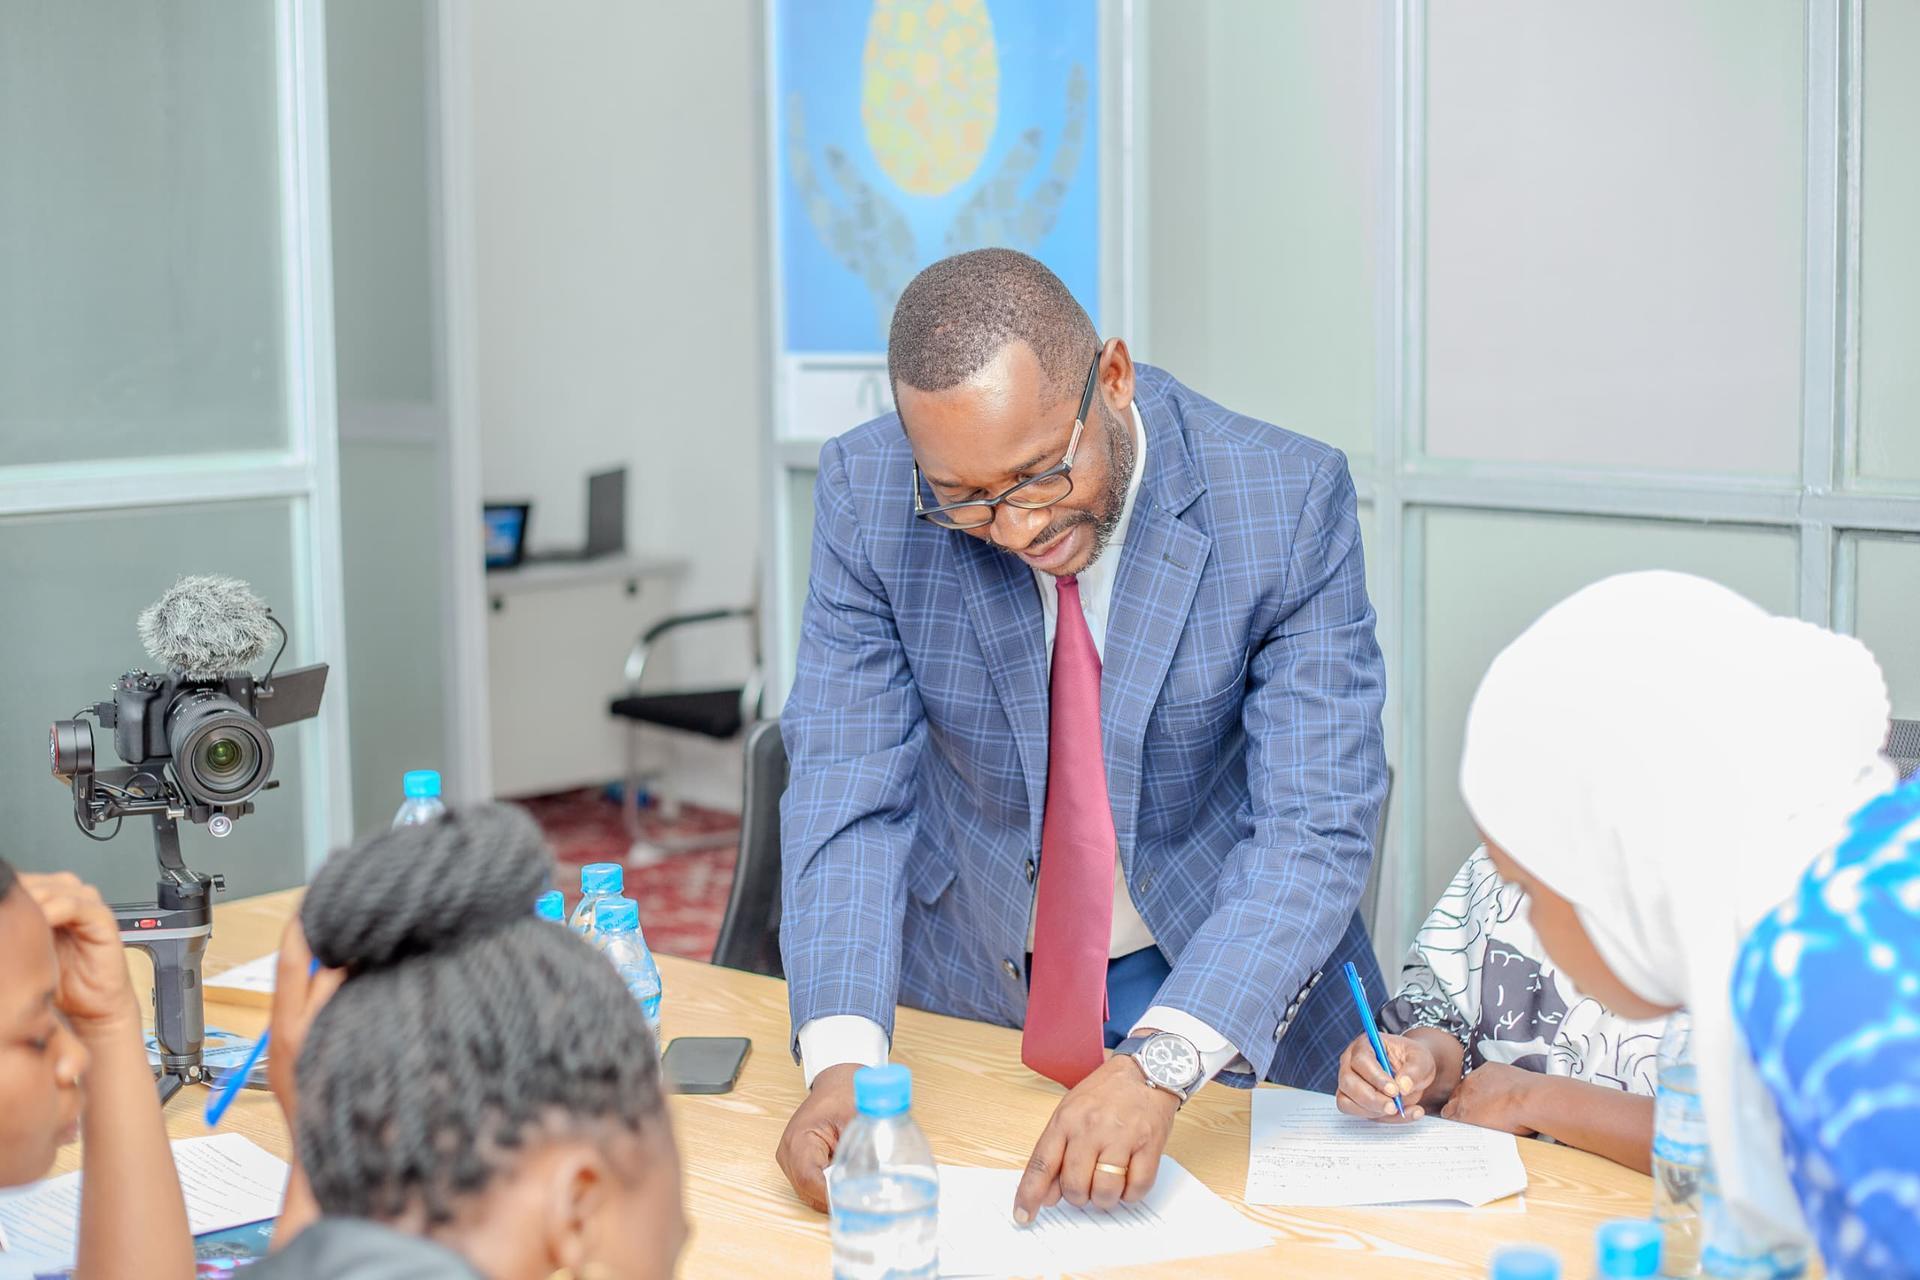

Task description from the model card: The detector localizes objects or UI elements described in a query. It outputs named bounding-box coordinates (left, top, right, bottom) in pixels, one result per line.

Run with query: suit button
left=1003, top=958, right=1021, bottom=981
left=1024, top=857, right=1037, bottom=885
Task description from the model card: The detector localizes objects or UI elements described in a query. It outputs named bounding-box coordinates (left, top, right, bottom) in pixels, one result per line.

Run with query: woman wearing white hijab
left=1458, top=571, right=1894, bottom=1275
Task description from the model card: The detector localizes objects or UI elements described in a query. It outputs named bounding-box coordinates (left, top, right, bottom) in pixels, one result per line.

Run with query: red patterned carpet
left=517, top=788, right=740, bottom=961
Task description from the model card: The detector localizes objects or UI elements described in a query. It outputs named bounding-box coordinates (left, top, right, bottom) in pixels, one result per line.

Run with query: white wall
left=467, top=1, right=767, bottom=807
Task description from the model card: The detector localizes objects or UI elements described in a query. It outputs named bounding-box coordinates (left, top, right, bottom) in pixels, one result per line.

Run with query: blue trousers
left=1023, top=947, right=1175, bottom=1050
left=1103, top=947, right=1174, bottom=1048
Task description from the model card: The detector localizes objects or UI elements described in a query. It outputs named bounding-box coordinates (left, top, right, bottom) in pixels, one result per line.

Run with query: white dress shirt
left=798, top=403, right=1247, bottom=1087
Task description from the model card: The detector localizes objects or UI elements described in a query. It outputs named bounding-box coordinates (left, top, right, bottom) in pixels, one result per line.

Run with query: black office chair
left=1889, top=718, right=1920, bottom=781
left=608, top=605, right=763, bottom=848
left=712, top=718, right=787, bottom=977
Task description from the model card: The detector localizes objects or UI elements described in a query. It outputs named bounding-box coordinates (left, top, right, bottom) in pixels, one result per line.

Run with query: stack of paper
left=0, top=1134, right=288, bottom=1273
left=936, top=1155, right=1270, bottom=1276
left=204, top=951, right=279, bottom=1008
left=1245, top=1088, right=1528, bottom=1210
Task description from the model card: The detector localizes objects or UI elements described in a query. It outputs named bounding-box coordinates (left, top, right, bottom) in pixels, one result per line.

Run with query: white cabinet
left=484, top=555, right=687, bottom=798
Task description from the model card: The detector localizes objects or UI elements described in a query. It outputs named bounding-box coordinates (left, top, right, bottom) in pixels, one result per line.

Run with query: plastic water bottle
left=570, top=862, right=623, bottom=934
left=829, top=1065, right=938, bottom=1280
left=591, top=896, right=663, bottom=1040
left=392, top=770, right=447, bottom=828
left=1597, top=1220, right=1665, bottom=1278
left=534, top=890, right=565, bottom=923
left=1490, top=1246, right=1560, bottom=1280
left=1653, top=1015, right=1705, bottom=1277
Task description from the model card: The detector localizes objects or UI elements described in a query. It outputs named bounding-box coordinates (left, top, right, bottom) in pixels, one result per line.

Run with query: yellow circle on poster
left=861, top=0, right=999, bottom=197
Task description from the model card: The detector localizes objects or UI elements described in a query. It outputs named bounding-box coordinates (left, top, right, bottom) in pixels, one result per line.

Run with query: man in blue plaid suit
left=775, top=251, right=1388, bottom=1220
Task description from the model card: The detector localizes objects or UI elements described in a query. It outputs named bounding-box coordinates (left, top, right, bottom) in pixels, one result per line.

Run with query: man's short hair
left=887, top=249, right=1097, bottom=404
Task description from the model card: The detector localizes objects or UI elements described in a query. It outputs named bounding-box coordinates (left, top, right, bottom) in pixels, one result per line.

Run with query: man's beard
left=1014, top=404, right=1136, bottom=571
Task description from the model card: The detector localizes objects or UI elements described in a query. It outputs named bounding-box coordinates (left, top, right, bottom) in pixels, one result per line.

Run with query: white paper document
left=935, top=1155, right=1270, bottom=1277
left=0, top=1134, right=287, bottom=1271
left=204, top=951, right=279, bottom=1005
left=1246, top=1088, right=1528, bottom=1209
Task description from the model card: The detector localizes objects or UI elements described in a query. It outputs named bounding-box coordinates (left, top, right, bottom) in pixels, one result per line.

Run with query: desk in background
left=485, top=553, right=687, bottom=797
left=65, top=890, right=1657, bottom=1278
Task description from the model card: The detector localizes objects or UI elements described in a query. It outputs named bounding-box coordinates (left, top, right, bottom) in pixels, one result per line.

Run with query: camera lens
left=167, top=689, right=273, bottom=805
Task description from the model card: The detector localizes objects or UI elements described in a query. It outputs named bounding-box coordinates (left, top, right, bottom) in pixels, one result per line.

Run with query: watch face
left=1139, top=1034, right=1200, bottom=1090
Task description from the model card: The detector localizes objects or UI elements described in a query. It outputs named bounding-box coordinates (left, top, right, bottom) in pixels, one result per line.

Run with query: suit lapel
left=1101, top=374, right=1210, bottom=862
left=1101, top=497, right=1209, bottom=860
left=953, top=535, right=1050, bottom=840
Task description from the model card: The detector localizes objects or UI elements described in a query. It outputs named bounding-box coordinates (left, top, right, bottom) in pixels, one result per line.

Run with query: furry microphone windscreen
left=137, top=576, right=278, bottom=679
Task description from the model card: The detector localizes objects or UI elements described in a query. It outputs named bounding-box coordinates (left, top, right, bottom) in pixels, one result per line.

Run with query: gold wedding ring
left=1094, top=1162, right=1129, bottom=1177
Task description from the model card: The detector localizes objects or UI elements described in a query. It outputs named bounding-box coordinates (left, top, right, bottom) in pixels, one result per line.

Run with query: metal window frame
left=1365, top=0, right=1920, bottom=961
left=0, top=0, right=354, bottom=875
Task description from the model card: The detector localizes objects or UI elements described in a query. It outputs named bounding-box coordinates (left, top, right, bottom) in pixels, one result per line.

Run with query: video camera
left=48, top=576, right=328, bottom=1101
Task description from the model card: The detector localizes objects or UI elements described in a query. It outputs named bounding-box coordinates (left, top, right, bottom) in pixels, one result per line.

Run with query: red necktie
left=1021, top=574, right=1116, bottom=1088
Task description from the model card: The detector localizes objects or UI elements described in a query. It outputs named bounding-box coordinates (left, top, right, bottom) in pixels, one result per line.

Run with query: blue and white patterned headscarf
left=1459, top=571, right=1893, bottom=1252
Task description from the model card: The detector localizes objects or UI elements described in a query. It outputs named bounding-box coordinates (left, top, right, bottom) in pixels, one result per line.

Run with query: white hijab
left=1459, top=571, right=1892, bottom=1245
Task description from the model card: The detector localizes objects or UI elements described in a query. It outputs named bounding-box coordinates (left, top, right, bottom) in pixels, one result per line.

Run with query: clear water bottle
left=591, top=896, right=662, bottom=1040
left=392, top=770, right=448, bottom=828
left=1489, top=1245, right=1560, bottom=1280
left=570, top=862, right=623, bottom=934
left=829, top=1065, right=938, bottom=1280
left=1653, top=1015, right=1705, bottom=1277
left=1597, top=1220, right=1665, bottom=1278
left=534, top=889, right=565, bottom=923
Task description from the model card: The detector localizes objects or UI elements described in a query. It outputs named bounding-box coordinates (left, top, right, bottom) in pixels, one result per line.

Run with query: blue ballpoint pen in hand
left=204, top=957, right=320, bottom=1128
left=1343, top=960, right=1406, bottom=1118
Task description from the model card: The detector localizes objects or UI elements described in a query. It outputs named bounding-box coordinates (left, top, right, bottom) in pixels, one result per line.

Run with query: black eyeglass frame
left=910, top=348, right=1102, bottom=530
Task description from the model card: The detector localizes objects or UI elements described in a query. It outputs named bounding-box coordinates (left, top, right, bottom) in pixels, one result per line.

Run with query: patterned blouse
left=1734, top=775, right=1920, bottom=1279
left=1380, top=847, right=1666, bottom=1095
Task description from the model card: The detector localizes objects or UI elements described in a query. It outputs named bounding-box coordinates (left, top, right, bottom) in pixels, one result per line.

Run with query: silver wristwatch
left=1116, top=1031, right=1203, bottom=1104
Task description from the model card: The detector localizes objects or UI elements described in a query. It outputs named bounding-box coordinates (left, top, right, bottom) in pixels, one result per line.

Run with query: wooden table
left=63, top=890, right=1656, bottom=1278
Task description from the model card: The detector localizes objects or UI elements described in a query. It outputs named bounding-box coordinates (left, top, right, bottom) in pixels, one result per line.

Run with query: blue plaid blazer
left=779, top=365, right=1388, bottom=1090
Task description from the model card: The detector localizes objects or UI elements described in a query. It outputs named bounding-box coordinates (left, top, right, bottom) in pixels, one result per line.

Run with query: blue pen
left=204, top=958, right=318, bottom=1128
left=1343, top=960, right=1405, bottom=1117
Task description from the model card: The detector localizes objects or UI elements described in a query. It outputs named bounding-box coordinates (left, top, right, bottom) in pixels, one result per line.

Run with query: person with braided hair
left=0, top=856, right=194, bottom=1279
left=254, top=804, right=687, bottom=1280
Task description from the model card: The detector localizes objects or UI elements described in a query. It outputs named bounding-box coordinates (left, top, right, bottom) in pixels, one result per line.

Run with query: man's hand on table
left=776, top=1062, right=861, bottom=1212
left=1013, top=1053, right=1180, bottom=1223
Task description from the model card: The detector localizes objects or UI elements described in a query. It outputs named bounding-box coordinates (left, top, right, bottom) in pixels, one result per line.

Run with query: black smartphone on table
left=662, top=1036, right=752, bottom=1094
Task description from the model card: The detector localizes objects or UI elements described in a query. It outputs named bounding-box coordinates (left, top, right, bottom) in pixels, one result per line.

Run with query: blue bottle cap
left=1595, top=1220, right=1663, bottom=1278
left=1490, top=1246, right=1561, bottom=1280
left=854, top=1064, right=912, bottom=1118
left=402, top=769, right=442, bottom=798
left=534, top=890, right=565, bottom=922
left=595, top=896, right=640, bottom=932
left=580, top=862, right=624, bottom=895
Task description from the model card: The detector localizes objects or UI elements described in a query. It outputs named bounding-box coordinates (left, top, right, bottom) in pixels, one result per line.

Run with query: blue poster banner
left=775, top=0, right=1101, bottom=355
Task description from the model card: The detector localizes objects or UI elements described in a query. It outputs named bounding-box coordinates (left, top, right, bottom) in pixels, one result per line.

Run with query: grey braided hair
left=294, top=803, right=664, bottom=1225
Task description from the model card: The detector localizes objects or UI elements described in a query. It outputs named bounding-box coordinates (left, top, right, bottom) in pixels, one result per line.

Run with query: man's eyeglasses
left=912, top=350, right=1101, bottom=531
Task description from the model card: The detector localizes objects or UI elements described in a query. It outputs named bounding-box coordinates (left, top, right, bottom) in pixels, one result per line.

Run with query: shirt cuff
left=1133, top=1005, right=1250, bottom=1085
left=796, top=1015, right=890, bottom=1088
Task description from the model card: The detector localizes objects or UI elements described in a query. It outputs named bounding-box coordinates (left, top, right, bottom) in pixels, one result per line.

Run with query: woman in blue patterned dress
left=1735, top=772, right=1920, bottom=1278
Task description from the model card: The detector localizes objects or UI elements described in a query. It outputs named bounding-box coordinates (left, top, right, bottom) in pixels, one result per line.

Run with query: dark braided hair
left=294, top=803, right=664, bottom=1226
left=0, top=855, right=15, bottom=902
